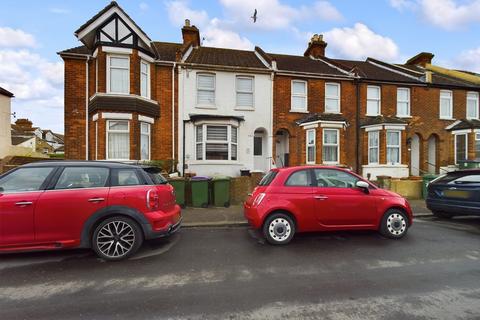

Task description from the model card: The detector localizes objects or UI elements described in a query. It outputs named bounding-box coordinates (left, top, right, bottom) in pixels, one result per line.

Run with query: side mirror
left=356, top=180, right=370, bottom=193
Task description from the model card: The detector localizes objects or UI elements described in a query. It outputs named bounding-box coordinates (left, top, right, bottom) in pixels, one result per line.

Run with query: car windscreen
left=433, top=173, right=480, bottom=185
left=258, top=170, right=278, bottom=186
left=142, top=167, right=168, bottom=185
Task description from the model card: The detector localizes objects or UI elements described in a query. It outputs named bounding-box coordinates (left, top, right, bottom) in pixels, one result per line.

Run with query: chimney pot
left=185, top=19, right=190, bottom=27
left=304, top=33, right=327, bottom=59
left=181, top=19, right=201, bottom=47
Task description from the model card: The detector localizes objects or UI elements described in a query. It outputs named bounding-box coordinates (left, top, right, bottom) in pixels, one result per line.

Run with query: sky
left=1, top=0, right=480, bottom=133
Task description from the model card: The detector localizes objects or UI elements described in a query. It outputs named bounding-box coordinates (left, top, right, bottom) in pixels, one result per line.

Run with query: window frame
left=325, top=82, right=341, bottom=113
left=291, top=80, right=308, bottom=112
left=306, top=129, right=316, bottom=164
left=439, top=90, right=453, bottom=119
left=466, top=91, right=479, bottom=120
left=386, top=130, right=401, bottom=164
left=322, top=128, right=340, bottom=165
left=195, top=124, right=238, bottom=161
left=368, top=130, right=380, bottom=164
left=366, top=85, right=381, bottom=116
left=396, top=87, right=410, bottom=117
left=53, top=166, right=110, bottom=190
left=235, top=75, right=254, bottom=109
left=140, top=122, right=151, bottom=161
left=476, top=132, right=480, bottom=160
left=140, top=60, right=151, bottom=99
left=284, top=169, right=312, bottom=187
left=106, top=54, right=130, bottom=94
left=454, top=133, right=468, bottom=164
left=196, top=73, right=216, bottom=107
left=106, top=119, right=130, bottom=161
left=0, top=167, right=56, bottom=194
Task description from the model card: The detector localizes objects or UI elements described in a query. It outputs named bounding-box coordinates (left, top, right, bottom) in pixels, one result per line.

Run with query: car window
left=142, top=167, right=168, bottom=185
left=54, top=167, right=109, bottom=189
left=285, top=170, right=311, bottom=187
left=111, top=169, right=141, bottom=186
left=258, top=170, right=278, bottom=186
left=0, top=167, right=54, bottom=192
left=313, top=169, right=359, bottom=188
left=434, top=173, right=480, bottom=185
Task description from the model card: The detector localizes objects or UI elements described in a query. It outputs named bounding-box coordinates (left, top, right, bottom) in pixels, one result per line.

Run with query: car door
left=312, top=168, right=377, bottom=227
left=34, top=166, right=110, bottom=243
left=0, top=166, right=56, bottom=246
left=430, top=173, right=480, bottom=214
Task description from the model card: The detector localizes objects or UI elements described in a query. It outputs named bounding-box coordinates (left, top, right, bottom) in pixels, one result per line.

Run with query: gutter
left=85, top=56, right=91, bottom=160
left=172, top=62, right=176, bottom=172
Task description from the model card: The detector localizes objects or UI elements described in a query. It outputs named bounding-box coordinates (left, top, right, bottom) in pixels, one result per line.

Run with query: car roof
left=447, top=169, right=480, bottom=174
left=275, top=165, right=351, bottom=172
left=21, top=161, right=147, bottom=169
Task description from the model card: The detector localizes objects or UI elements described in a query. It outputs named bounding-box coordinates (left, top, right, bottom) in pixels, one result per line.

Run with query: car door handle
left=15, top=201, right=33, bottom=206
left=314, top=195, right=328, bottom=200
left=88, top=198, right=105, bottom=203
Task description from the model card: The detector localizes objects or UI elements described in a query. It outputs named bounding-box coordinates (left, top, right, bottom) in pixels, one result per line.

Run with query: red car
left=245, top=166, right=413, bottom=244
left=0, top=161, right=181, bottom=261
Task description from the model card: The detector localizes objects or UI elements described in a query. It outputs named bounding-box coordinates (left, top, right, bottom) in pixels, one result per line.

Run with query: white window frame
left=106, top=120, right=130, bottom=161
left=454, top=133, right=468, bottom=164
left=140, top=60, right=150, bottom=99
left=140, top=122, right=151, bottom=160
left=439, top=90, right=453, bottom=119
left=106, top=54, right=130, bottom=94
left=322, top=128, right=340, bottom=165
left=367, top=85, right=381, bottom=116
left=195, top=124, right=238, bottom=161
left=235, top=76, right=254, bottom=109
left=325, top=82, right=340, bottom=113
left=291, top=80, right=308, bottom=112
left=386, top=130, right=401, bottom=164
left=196, top=73, right=216, bottom=107
left=368, top=131, right=380, bottom=164
left=306, top=129, right=316, bottom=164
left=396, top=87, right=410, bottom=117
left=466, top=91, right=479, bottom=120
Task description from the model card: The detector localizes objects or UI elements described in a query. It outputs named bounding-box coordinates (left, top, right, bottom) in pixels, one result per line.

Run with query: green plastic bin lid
left=212, top=175, right=231, bottom=181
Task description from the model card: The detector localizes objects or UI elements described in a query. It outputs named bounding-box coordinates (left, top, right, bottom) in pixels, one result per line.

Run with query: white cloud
left=389, top=0, right=416, bottom=11
left=139, top=2, right=149, bottom=11
left=323, top=23, right=400, bottom=61
left=454, top=47, right=480, bottom=73
left=311, top=1, right=344, bottom=22
left=419, top=0, right=480, bottom=30
left=0, top=27, right=36, bottom=48
left=203, top=19, right=253, bottom=49
left=165, top=1, right=209, bottom=28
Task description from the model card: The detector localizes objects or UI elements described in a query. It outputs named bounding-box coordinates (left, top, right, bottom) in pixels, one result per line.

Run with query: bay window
left=306, top=129, right=316, bottom=164
left=195, top=124, right=237, bottom=161
left=455, top=133, right=467, bottom=164
left=108, top=55, right=129, bottom=94
left=197, top=73, right=215, bottom=106
left=325, top=83, right=340, bottom=113
left=397, top=88, right=410, bottom=117
left=323, top=129, right=339, bottom=164
left=440, top=90, right=453, bottom=119
left=466, top=92, right=479, bottom=119
left=140, top=60, right=150, bottom=99
left=291, top=80, right=307, bottom=111
left=107, top=120, right=129, bottom=160
left=140, top=122, right=150, bottom=160
left=367, top=86, right=381, bottom=116
left=236, top=76, right=254, bottom=108
left=386, top=131, right=400, bottom=164
left=368, top=131, right=379, bottom=164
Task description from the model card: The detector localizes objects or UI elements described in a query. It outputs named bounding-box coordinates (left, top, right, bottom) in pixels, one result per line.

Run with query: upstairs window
left=368, top=131, right=379, bottom=164
left=440, top=90, right=453, bottom=119
left=397, top=88, right=410, bottom=117
left=322, top=129, right=339, bottom=164
left=195, top=124, right=237, bottom=161
left=197, top=74, right=215, bottom=106
left=386, top=130, right=400, bottom=164
left=291, top=80, right=307, bottom=111
left=107, top=120, right=130, bottom=160
left=367, top=86, right=381, bottom=116
left=325, top=83, right=340, bottom=113
left=108, top=55, right=129, bottom=94
left=306, top=129, right=316, bottom=164
left=140, top=60, right=150, bottom=99
left=467, top=92, right=479, bottom=119
left=236, top=76, right=254, bottom=108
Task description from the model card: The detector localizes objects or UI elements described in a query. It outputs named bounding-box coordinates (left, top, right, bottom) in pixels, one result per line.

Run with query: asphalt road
left=1, top=217, right=480, bottom=320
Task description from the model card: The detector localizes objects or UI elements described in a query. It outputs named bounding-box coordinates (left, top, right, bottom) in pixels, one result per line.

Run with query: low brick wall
left=390, top=179, right=423, bottom=199
left=0, top=156, right=58, bottom=174
left=230, top=176, right=253, bottom=205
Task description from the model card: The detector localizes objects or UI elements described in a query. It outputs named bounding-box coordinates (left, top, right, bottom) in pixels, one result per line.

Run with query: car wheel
left=432, top=211, right=453, bottom=219
left=380, top=209, right=409, bottom=239
left=263, top=213, right=295, bottom=245
left=92, top=216, right=143, bottom=261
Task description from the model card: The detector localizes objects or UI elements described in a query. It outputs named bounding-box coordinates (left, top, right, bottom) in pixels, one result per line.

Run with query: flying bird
left=251, top=9, right=257, bottom=23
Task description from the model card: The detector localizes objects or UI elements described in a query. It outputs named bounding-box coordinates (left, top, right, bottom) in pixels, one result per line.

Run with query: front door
left=253, top=131, right=267, bottom=172
left=312, top=169, right=377, bottom=227
left=0, top=167, right=55, bottom=246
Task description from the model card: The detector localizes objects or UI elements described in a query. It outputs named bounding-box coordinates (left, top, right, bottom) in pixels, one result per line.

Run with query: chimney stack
left=181, top=19, right=201, bottom=47
left=406, top=52, right=434, bottom=68
left=304, top=34, right=327, bottom=59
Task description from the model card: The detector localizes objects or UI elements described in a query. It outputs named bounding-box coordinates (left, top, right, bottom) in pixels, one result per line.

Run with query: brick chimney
left=304, top=34, right=327, bottom=59
left=14, top=118, right=33, bottom=131
left=406, top=52, right=434, bottom=67
left=181, top=19, right=201, bottom=47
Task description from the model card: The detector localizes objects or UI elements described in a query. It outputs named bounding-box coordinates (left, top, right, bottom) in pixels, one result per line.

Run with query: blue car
left=426, top=169, right=480, bottom=218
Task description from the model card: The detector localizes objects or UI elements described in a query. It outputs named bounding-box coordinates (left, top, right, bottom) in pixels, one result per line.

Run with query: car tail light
left=146, top=189, right=159, bottom=210
left=252, top=192, right=266, bottom=207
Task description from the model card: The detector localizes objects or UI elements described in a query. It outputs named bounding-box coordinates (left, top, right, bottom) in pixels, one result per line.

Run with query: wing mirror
left=356, top=180, right=370, bottom=193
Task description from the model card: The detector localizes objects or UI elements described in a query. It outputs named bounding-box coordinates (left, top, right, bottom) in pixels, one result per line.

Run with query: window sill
left=196, top=105, right=217, bottom=110
left=396, top=115, right=412, bottom=118
left=234, top=107, right=255, bottom=111
left=324, top=111, right=342, bottom=114
left=323, top=161, right=339, bottom=165
left=290, top=109, right=309, bottom=113
left=439, top=117, right=456, bottom=121
left=366, top=114, right=381, bottom=117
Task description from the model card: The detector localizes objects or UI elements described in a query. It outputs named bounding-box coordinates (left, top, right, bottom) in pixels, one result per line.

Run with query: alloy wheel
left=96, top=220, right=135, bottom=258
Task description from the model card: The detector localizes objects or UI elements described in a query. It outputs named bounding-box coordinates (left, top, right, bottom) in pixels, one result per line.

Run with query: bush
left=49, top=153, right=65, bottom=159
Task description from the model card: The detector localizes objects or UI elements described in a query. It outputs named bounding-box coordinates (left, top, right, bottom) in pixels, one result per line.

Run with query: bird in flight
left=251, top=9, right=257, bottom=23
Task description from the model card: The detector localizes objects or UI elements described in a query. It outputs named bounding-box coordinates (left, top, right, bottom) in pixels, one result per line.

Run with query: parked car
left=0, top=161, right=181, bottom=261
left=244, top=166, right=413, bottom=244
left=426, top=169, right=480, bottom=218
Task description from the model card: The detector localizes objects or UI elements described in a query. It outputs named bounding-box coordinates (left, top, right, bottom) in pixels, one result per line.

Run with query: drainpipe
left=355, top=78, right=361, bottom=173
left=182, top=119, right=187, bottom=177
left=171, top=62, right=176, bottom=172
left=85, top=57, right=91, bottom=160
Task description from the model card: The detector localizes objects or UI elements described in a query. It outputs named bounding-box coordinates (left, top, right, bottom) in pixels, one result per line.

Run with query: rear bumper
left=143, top=204, right=182, bottom=240
left=426, top=199, right=480, bottom=216
left=244, top=204, right=263, bottom=229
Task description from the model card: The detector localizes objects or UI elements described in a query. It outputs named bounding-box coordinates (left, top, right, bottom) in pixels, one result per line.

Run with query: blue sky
left=1, top=0, right=480, bottom=133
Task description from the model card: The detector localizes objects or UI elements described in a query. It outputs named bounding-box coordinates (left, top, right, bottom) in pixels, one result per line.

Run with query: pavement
left=182, top=199, right=432, bottom=227
left=1, top=216, right=480, bottom=319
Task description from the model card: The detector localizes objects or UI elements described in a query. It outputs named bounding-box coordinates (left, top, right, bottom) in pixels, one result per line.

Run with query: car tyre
left=379, top=209, right=409, bottom=239
left=92, top=216, right=143, bottom=261
left=432, top=211, right=453, bottom=219
left=263, top=213, right=295, bottom=245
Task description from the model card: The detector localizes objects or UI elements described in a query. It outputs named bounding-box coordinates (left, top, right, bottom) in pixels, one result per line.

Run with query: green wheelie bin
left=190, top=176, right=211, bottom=208
left=212, top=176, right=231, bottom=207
left=168, top=178, right=186, bottom=208
left=422, top=174, right=438, bottom=199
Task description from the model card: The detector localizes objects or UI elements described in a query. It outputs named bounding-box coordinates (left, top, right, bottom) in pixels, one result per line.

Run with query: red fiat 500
left=245, top=166, right=413, bottom=244
left=0, top=161, right=181, bottom=260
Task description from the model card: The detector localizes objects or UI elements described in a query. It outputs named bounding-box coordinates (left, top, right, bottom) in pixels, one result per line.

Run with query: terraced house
left=60, top=1, right=480, bottom=179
